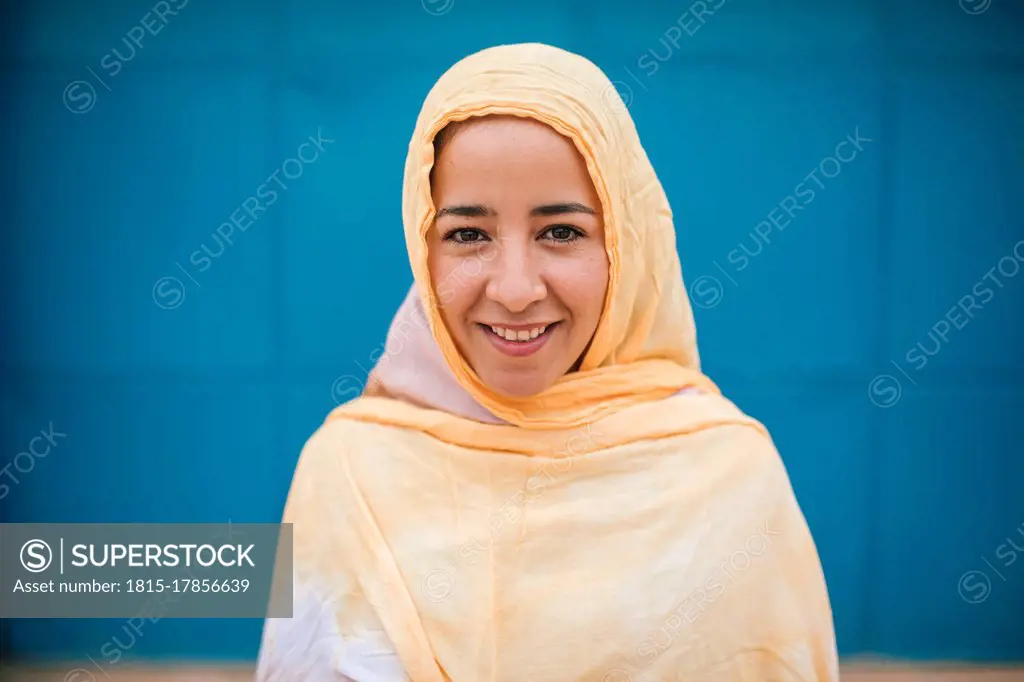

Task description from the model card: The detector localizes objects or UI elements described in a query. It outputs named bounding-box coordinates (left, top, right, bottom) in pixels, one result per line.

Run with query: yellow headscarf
left=258, top=43, right=839, bottom=682
left=363, top=41, right=714, bottom=430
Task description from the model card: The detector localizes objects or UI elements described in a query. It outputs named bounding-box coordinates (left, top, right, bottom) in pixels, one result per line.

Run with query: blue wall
left=2, top=0, right=1022, bottom=665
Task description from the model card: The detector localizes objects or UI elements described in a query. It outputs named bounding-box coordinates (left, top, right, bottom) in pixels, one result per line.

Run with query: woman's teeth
left=489, top=325, right=549, bottom=342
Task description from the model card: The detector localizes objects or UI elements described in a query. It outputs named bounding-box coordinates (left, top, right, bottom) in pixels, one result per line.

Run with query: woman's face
left=427, top=116, right=610, bottom=398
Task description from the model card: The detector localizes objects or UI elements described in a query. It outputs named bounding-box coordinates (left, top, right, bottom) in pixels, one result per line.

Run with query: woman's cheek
left=435, top=272, right=458, bottom=307
left=434, top=253, right=490, bottom=317
left=555, top=254, right=608, bottom=295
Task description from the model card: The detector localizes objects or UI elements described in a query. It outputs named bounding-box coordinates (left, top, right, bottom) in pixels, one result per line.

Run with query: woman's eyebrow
left=435, top=204, right=495, bottom=219
left=434, top=202, right=597, bottom=220
left=530, top=202, right=597, bottom=217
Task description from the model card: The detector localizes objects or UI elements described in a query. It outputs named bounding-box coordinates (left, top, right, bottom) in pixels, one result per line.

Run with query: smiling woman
left=255, top=42, right=840, bottom=682
left=427, top=115, right=609, bottom=397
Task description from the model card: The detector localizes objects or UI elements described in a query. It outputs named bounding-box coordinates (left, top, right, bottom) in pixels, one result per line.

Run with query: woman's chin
left=478, top=369, right=559, bottom=399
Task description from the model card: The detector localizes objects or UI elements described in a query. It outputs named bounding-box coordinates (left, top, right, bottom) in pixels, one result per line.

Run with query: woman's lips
left=479, top=322, right=559, bottom=357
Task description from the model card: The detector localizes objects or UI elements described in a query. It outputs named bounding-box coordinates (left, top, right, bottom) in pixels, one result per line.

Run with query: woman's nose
left=485, top=248, right=546, bottom=313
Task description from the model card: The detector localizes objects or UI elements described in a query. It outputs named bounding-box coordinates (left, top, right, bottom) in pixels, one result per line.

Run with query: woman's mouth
left=479, top=322, right=559, bottom=357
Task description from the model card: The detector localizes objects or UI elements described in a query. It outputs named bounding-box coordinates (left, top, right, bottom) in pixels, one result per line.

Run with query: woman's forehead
left=432, top=117, right=597, bottom=195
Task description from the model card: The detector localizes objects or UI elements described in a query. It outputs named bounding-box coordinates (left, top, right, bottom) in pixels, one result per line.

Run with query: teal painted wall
left=1, top=0, right=1022, bottom=665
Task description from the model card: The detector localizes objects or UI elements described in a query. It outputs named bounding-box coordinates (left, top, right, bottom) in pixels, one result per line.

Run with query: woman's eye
left=444, top=228, right=488, bottom=244
left=544, top=225, right=583, bottom=242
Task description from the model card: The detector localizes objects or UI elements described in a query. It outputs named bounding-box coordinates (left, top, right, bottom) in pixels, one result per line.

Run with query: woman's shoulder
left=306, top=399, right=408, bottom=444
left=662, top=388, right=792, bottom=477
left=654, top=386, right=774, bottom=440
left=293, top=398, right=429, bottom=472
